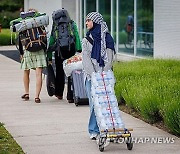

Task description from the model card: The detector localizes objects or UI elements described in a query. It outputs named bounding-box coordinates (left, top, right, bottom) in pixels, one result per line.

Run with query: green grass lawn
left=114, top=59, right=180, bottom=136
left=0, top=29, right=16, bottom=46
left=0, top=122, right=24, bottom=154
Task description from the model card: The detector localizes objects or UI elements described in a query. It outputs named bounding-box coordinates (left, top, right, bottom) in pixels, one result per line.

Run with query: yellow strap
left=31, top=28, right=35, bottom=40
left=101, top=128, right=133, bottom=133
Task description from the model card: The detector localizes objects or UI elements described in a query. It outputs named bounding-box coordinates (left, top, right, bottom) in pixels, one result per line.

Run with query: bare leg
left=35, top=67, right=43, bottom=98
left=23, top=69, right=30, bottom=94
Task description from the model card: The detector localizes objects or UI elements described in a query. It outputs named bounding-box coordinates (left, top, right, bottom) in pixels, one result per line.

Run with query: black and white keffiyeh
left=86, top=12, right=110, bottom=65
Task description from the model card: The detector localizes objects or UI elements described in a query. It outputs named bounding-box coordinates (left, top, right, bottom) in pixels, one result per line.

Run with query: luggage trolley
left=98, top=128, right=133, bottom=152
left=91, top=70, right=133, bottom=152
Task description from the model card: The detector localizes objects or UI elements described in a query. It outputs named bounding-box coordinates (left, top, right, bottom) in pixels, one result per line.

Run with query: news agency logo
left=117, top=137, right=175, bottom=144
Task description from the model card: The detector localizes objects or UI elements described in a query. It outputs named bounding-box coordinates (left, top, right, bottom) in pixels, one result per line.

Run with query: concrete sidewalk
left=0, top=47, right=179, bottom=154
left=0, top=45, right=17, bottom=51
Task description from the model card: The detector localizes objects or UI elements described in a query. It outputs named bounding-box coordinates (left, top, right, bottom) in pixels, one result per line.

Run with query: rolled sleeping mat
left=9, top=13, right=46, bottom=27
left=11, top=15, right=49, bottom=32
left=10, top=18, right=22, bottom=26
left=20, top=11, right=36, bottom=19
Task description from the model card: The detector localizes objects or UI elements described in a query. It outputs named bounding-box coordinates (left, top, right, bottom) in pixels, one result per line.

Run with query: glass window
left=136, top=0, right=153, bottom=57
left=112, top=0, right=116, bottom=40
left=82, top=0, right=154, bottom=57
left=86, top=0, right=96, bottom=14
left=99, top=0, right=111, bottom=30
left=81, top=0, right=84, bottom=38
left=118, top=0, right=134, bottom=55
left=82, top=0, right=96, bottom=38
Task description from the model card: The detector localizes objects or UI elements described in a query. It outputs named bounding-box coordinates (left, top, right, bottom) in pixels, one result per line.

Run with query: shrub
left=163, top=100, right=180, bottom=136
left=0, top=11, right=20, bottom=28
left=114, top=59, right=180, bottom=135
left=0, top=0, right=23, bottom=28
left=0, top=29, right=16, bottom=45
left=113, top=31, right=127, bottom=44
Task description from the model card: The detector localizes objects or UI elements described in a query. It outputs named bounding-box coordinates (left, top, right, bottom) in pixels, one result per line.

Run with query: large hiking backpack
left=52, top=8, right=76, bottom=59
left=19, top=26, right=47, bottom=52
left=10, top=11, right=48, bottom=52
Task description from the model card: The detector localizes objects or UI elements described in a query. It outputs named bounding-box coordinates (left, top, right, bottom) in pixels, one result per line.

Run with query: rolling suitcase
left=71, top=69, right=89, bottom=106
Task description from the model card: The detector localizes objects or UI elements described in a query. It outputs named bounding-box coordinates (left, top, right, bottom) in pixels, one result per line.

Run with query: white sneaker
left=90, top=134, right=98, bottom=140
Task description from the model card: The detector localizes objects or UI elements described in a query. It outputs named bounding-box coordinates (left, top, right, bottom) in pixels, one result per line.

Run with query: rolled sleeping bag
left=10, top=15, right=49, bottom=32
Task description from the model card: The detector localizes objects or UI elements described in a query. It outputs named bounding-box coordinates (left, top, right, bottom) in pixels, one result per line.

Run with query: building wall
left=24, top=0, right=180, bottom=59
left=24, top=0, right=80, bottom=37
left=62, top=0, right=81, bottom=31
left=154, top=0, right=180, bottom=59
left=62, top=0, right=76, bottom=22
left=24, top=0, right=63, bottom=32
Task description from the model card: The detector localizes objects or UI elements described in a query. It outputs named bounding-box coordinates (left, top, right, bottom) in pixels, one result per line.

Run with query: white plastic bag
left=63, top=54, right=83, bottom=77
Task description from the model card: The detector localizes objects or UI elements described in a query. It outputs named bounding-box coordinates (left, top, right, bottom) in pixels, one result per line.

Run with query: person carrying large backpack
left=47, top=8, right=82, bottom=102
left=16, top=9, right=48, bottom=103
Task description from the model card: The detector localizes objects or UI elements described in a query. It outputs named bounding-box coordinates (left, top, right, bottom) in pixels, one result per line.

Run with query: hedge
left=114, top=59, right=180, bottom=136
left=0, top=29, right=16, bottom=45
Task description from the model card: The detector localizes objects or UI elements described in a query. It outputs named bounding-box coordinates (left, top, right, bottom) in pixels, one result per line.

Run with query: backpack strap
left=17, top=33, right=24, bottom=55
left=51, top=23, right=57, bottom=39
left=85, top=36, right=93, bottom=45
left=70, top=20, right=74, bottom=34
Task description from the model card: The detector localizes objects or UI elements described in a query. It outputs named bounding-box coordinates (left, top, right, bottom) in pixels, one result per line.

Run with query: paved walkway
left=0, top=46, right=179, bottom=154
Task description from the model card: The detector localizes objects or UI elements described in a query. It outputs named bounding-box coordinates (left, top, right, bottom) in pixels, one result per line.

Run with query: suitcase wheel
left=74, top=97, right=79, bottom=106
left=126, top=137, right=133, bottom=150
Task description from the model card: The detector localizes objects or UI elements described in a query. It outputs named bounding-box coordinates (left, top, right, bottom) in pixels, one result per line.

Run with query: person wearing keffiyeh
left=82, top=12, right=115, bottom=140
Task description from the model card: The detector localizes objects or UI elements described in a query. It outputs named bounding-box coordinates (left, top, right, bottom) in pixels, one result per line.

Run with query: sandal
left=21, top=94, right=29, bottom=101
left=35, top=98, right=41, bottom=103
